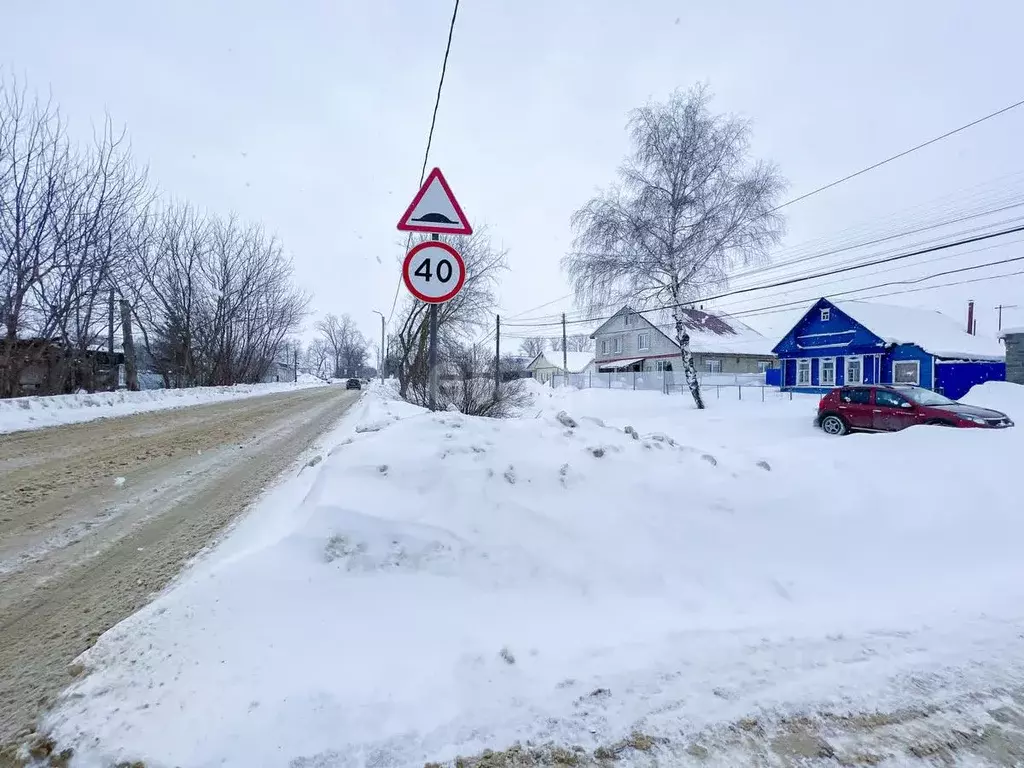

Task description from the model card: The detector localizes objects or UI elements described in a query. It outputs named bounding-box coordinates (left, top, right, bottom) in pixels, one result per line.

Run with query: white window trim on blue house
left=820, top=357, right=836, bottom=386
left=846, top=355, right=863, bottom=384
left=797, top=359, right=811, bottom=386
left=820, top=308, right=830, bottom=321
left=893, top=360, right=920, bottom=384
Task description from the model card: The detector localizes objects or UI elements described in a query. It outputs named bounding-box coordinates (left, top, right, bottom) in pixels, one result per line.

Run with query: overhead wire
left=502, top=221, right=1024, bottom=330
left=385, top=0, right=462, bottom=329
left=771, top=97, right=1024, bottom=212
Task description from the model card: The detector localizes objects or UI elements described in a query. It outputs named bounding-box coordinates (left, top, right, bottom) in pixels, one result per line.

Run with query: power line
left=773, top=97, right=1024, bottom=211
left=711, top=229, right=1024, bottom=313
left=734, top=269, right=1024, bottom=321
left=386, top=0, right=462, bottom=328
left=721, top=246, right=1024, bottom=320
left=506, top=195, right=1024, bottom=327
left=504, top=221, right=1024, bottom=329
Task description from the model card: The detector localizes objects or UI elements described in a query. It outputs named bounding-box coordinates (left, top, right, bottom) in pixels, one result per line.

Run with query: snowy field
left=42, top=380, right=1024, bottom=767
left=0, top=376, right=327, bottom=434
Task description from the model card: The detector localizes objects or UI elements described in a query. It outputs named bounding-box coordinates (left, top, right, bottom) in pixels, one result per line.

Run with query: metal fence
left=549, top=370, right=794, bottom=401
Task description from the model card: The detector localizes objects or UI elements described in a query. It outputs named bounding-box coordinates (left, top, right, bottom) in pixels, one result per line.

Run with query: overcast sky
left=8, top=1, right=1024, bottom=346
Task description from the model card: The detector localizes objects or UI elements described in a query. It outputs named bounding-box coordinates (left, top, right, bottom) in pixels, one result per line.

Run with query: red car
left=816, top=384, right=1014, bottom=435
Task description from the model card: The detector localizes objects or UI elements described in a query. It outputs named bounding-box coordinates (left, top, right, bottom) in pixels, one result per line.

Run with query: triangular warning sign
left=397, top=167, right=472, bottom=235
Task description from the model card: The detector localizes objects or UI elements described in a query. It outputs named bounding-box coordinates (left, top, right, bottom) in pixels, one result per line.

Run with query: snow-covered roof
left=528, top=351, right=594, bottom=373
left=640, top=308, right=775, bottom=356
left=833, top=300, right=1005, bottom=361
left=999, top=326, right=1024, bottom=339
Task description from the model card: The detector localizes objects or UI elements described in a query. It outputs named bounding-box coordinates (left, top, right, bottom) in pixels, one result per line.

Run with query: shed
left=526, top=351, right=594, bottom=383
left=772, top=298, right=1005, bottom=398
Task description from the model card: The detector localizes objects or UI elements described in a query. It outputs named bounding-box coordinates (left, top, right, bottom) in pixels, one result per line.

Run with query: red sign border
left=402, top=241, right=467, bottom=304
left=396, top=167, right=473, bottom=235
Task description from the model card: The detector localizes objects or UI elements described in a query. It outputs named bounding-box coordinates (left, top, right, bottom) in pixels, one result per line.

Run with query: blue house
left=772, top=299, right=1006, bottom=399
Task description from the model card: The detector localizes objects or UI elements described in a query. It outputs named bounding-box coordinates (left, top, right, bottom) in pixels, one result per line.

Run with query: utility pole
left=119, top=299, right=139, bottom=391
left=373, top=310, right=385, bottom=383
left=108, top=288, right=116, bottom=390
left=293, top=348, right=298, bottom=383
left=561, top=312, right=568, bottom=387
left=428, top=234, right=440, bottom=410
left=494, top=314, right=501, bottom=393
left=996, top=304, right=1019, bottom=332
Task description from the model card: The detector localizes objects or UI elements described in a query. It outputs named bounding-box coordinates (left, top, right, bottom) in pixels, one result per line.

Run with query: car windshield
left=899, top=387, right=956, bottom=406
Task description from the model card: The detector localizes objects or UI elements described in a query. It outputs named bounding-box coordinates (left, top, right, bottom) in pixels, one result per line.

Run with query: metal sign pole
left=428, top=233, right=440, bottom=410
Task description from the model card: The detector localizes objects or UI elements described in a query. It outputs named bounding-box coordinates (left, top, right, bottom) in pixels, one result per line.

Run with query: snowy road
left=0, top=385, right=358, bottom=746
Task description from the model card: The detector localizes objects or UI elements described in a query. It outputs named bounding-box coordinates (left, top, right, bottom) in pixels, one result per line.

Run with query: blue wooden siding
left=773, top=299, right=887, bottom=359
left=882, top=344, right=934, bottom=388
left=936, top=361, right=1006, bottom=399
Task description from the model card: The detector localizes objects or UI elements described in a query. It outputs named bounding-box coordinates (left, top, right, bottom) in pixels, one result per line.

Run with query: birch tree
left=563, top=85, right=786, bottom=408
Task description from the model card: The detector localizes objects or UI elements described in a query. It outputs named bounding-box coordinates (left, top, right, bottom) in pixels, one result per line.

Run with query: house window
left=797, top=359, right=811, bottom=386
left=637, top=333, right=650, bottom=351
left=757, top=361, right=770, bottom=373
left=846, top=355, right=863, bottom=384
left=706, top=359, right=722, bottom=373
left=893, top=360, right=920, bottom=385
left=600, top=340, right=607, bottom=354
left=613, top=337, right=622, bottom=354
left=623, top=313, right=633, bottom=326
left=656, top=360, right=673, bottom=372
left=820, top=308, right=831, bottom=322
left=820, top=357, right=836, bottom=386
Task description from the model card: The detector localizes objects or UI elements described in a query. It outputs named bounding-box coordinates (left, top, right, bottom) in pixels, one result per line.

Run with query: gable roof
left=527, top=351, right=594, bottom=373
left=590, top=306, right=774, bottom=356
left=780, top=299, right=1005, bottom=360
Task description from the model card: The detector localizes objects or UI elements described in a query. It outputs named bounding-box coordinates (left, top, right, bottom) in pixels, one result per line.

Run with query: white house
left=590, top=306, right=775, bottom=375
left=526, top=351, right=595, bottom=383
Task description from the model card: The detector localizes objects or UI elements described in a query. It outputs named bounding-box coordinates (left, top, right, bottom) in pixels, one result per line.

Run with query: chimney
left=967, top=300, right=975, bottom=335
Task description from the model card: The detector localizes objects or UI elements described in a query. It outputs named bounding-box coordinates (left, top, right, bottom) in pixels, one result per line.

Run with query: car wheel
left=820, top=414, right=848, bottom=435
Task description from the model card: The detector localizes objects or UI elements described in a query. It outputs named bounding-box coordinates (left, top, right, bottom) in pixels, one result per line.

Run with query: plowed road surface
left=0, top=385, right=357, bottom=745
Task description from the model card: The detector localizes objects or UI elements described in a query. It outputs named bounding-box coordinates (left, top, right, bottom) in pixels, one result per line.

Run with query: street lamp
left=372, top=310, right=385, bottom=384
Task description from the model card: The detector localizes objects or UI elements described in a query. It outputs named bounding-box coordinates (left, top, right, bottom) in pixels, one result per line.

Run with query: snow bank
left=0, top=380, right=327, bottom=434
left=962, top=380, right=1024, bottom=413
left=46, top=384, right=1024, bottom=767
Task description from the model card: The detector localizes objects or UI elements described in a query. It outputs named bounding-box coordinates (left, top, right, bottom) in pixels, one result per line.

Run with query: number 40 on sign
left=402, top=240, right=466, bottom=304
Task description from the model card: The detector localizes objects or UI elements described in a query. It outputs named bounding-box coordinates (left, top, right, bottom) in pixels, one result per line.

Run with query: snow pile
left=0, top=380, right=327, bottom=434
left=962, top=380, right=1024, bottom=413
left=46, top=384, right=1024, bottom=767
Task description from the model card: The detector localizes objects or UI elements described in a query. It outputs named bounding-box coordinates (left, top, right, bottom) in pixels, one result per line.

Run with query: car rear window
left=840, top=388, right=871, bottom=405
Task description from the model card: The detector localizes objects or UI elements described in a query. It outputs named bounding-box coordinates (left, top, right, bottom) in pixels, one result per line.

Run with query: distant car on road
left=816, top=384, right=1013, bottom=435
left=345, top=378, right=361, bottom=390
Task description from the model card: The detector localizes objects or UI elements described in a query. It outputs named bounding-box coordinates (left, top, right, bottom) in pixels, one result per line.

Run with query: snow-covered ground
left=0, top=377, right=327, bottom=434
left=42, top=380, right=1024, bottom=767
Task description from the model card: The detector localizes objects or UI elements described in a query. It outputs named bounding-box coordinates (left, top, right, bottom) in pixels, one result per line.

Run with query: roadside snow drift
left=0, top=380, right=326, bottom=434
left=46, top=383, right=1024, bottom=767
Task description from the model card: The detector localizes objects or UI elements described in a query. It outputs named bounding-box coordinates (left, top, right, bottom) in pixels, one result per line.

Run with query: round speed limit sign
left=402, top=241, right=466, bottom=304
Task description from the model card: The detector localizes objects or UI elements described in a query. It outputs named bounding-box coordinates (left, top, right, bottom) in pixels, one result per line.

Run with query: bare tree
left=519, top=337, right=545, bottom=359
left=1, top=76, right=312, bottom=397
left=439, top=343, right=530, bottom=417
left=549, top=334, right=592, bottom=353
left=304, top=338, right=330, bottom=380
left=315, top=313, right=366, bottom=378
left=563, top=85, right=786, bottom=408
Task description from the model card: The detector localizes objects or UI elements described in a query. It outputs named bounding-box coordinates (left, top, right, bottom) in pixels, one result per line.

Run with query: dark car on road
left=345, top=378, right=361, bottom=390
left=816, top=384, right=1013, bottom=435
